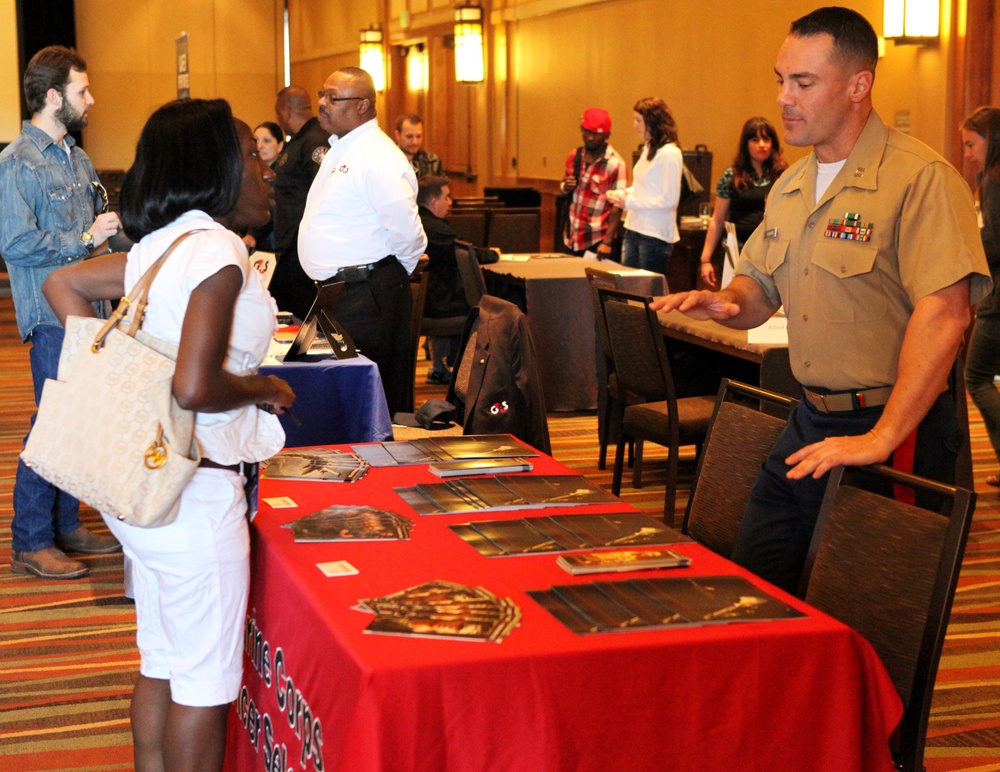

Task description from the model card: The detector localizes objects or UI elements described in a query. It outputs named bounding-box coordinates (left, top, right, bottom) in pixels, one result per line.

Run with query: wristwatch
left=80, top=230, right=95, bottom=249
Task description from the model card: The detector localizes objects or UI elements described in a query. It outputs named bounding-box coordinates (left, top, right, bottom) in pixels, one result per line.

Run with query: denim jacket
left=0, top=121, right=103, bottom=340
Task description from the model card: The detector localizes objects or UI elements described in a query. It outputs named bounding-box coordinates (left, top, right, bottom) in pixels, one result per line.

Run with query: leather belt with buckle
left=330, top=255, right=395, bottom=284
left=802, top=385, right=893, bottom=413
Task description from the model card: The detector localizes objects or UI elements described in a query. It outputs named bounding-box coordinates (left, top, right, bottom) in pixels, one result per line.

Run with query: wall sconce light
left=360, top=26, right=386, bottom=91
left=406, top=44, right=427, bottom=93
left=454, top=3, right=484, bottom=83
left=883, top=0, right=939, bottom=44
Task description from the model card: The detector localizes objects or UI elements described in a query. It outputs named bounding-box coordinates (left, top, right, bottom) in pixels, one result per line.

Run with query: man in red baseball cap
left=558, top=107, right=627, bottom=259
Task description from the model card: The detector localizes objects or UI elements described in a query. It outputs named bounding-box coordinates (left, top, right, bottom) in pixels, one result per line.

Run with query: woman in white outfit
left=43, top=98, right=295, bottom=771
left=608, top=97, right=683, bottom=279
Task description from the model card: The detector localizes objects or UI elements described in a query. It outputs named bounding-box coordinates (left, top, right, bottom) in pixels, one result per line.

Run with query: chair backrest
left=584, top=267, right=624, bottom=372
left=449, top=210, right=489, bottom=246
left=682, top=379, right=798, bottom=556
left=487, top=209, right=541, bottom=253
left=800, top=464, right=975, bottom=772
left=454, top=241, right=488, bottom=308
left=596, top=286, right=674, bottom=407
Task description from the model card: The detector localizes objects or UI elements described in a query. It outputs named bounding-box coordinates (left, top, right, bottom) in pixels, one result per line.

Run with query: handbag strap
left=92, top=230, right=205, bottom=351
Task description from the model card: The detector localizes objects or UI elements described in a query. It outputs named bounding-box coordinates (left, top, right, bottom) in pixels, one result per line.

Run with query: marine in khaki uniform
left=654, top=7, right=990, bottom=593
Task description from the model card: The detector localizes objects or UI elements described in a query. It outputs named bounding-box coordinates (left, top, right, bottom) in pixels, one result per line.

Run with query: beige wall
left=0, top=0, right=19, bottom=144
left=504, top=0, right=955, bottom=182
left=75, top=0, right=284, bottom=170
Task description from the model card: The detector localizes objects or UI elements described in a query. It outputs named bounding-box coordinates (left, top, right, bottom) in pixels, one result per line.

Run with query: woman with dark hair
left=699, top=116, right=788, bottom=287
left=243, top=122, right=285, bottom=252
left=962, top=106, right=1000, bottom=486
left=43, top=98, right=294, bottom=770
left=254, top=121, right=284, bottom=166
left=606, top=97, right=682, bottom=277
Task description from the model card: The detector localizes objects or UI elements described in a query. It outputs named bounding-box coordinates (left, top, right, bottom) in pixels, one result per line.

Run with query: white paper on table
left=582, top=249, right=599, bottom=261
left=747, top=313, right=788, bottom=345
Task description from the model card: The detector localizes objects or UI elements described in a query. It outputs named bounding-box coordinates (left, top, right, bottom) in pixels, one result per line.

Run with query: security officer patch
left=311, top=146, right=328, bottom=165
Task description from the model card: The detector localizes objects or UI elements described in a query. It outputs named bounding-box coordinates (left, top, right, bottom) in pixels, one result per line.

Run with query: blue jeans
left=12, top=324, right=81, bottom=552
left=966, top=314, right=1000, bottom=462
left=622, top=229, right=673, bottom=279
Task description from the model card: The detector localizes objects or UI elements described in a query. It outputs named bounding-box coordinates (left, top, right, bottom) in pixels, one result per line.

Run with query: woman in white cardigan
left=607, top=97, right=682, bottom=279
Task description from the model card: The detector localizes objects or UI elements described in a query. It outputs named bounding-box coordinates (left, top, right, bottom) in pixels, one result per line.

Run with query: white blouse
left=624, top=142, right=683, bottom=244
left=123, top=210, right=284, bottom=464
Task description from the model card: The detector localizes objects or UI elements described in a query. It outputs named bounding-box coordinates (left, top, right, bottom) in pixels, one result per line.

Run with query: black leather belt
left=330, top=255, right=396, bottom=283
left=199, top=458, right=242, bottom=472
left=802, top=385, right=893, bottom=413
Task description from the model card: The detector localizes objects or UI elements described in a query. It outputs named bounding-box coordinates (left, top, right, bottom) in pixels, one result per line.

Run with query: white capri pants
left=105, top=467, right=250, bottom=707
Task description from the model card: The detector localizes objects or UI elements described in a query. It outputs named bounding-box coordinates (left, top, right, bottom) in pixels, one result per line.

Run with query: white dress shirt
left=623, top=141, right=683, bottom=244
left=298, top=119, right=427, bottom=278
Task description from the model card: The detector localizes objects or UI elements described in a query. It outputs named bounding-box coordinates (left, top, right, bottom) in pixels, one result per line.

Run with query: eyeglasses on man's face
left=317, top=91, right=365, bottom=103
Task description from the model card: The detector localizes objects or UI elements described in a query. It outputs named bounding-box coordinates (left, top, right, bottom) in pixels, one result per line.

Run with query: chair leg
left=663, top=445, right=680, bottom=527
left=632, top=439, right=645, bottom=488
left=612, top=435, right=628, bottom=497
left=598, top=395, right=615, bottom=471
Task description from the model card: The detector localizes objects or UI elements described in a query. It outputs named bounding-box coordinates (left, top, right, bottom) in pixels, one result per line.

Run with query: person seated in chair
left=418, top=175, right=467, bottom=384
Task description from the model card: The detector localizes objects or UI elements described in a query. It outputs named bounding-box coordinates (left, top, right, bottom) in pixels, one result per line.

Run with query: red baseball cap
left=581, top=108, right=611, bottom=134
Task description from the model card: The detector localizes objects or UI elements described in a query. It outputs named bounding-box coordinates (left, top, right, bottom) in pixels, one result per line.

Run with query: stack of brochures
left=396, top=475, right=619, bottom=516
left=529, top=576, right=804, bottom=635
left=449, top=512, right=688, bottom=557
left=354, top=579, right=521, bottom=642
left=352, top=434, right=538, bottom=468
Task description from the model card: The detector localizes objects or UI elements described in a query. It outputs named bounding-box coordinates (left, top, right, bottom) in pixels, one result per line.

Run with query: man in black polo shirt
left=270, top=85, right=330, bottom=318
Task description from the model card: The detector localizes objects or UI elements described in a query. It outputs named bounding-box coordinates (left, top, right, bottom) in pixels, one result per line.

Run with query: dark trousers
left=729, top=390, right=960, bottom=595
left=331, top=259, right=412, bottom=417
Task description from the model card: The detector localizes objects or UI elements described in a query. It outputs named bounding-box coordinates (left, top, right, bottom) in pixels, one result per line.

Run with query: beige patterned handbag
left=22, top=231, right=203, bottom=528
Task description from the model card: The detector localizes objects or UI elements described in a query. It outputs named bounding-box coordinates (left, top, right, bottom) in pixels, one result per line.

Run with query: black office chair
left=799, top=464, right=976, bottom=772
left=681, top=379, right=797, bottom=557
left=454, top=241, right=488, bottom=308
left=597, top=286, right=716, bottom=523
left=405, top=267, right=429, bottom=412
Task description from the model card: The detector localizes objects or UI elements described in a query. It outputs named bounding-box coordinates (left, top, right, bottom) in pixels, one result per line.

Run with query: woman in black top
left=699, top=117, right=787, bottom=287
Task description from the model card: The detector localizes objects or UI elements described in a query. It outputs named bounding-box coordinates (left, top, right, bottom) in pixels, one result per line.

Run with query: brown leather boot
left=11, top=547, right=88, bottom=579
left=55, top=526, right=122, bottom=555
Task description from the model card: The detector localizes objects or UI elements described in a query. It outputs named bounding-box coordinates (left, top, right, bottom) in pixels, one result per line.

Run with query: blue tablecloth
left=261, top=354, right=393, bottom=447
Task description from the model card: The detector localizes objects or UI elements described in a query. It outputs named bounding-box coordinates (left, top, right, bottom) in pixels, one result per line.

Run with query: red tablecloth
left=225, top=448, right=901, bottom=772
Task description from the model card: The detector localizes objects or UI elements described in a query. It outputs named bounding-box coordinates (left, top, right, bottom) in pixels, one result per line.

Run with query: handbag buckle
left=144, top=425, right=168, bottom=469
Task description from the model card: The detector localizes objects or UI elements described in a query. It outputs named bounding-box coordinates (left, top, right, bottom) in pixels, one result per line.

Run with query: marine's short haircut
left=790, top=6, right=878, bottom=77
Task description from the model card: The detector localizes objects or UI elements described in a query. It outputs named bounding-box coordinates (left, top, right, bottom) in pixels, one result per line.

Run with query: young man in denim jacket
left=0, top=46, right=124, bottom=579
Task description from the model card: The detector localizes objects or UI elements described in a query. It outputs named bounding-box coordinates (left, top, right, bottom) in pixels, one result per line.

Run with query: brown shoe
left=56, top=526, right=122, bottom=555
left=11, top=547, right=88, bottom=579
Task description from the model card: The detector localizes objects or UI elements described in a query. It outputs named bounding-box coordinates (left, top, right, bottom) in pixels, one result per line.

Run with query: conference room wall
left=73, top=0, right=285, bottom=170
left=0, top=0, right=20, bottom=145
left=504, top=0, right=952, bottom=180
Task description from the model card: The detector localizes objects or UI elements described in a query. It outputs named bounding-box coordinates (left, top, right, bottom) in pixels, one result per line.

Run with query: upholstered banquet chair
left=682, top=379, right=797, bottom=557
left=799, top=464, right=975, bottom=772
left=597, top=286, right=716, bottom=523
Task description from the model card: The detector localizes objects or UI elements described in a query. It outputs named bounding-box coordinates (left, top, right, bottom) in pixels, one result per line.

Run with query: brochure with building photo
left=262, top=448, right=369, bottom=482
left=557, top=548, right=691, bottom=575
left=283, top=505, right=412, bottom=542
left=530, top=576, right=805, bottom=635
left=355, top=579, right=521, bottom=642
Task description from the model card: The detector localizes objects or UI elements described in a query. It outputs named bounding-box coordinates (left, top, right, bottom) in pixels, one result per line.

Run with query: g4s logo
left=489, top=401, right=509, bottom=415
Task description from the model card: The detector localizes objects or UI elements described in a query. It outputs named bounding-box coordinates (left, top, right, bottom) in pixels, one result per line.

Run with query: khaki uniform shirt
left=737, top=110, right=990, bottom=391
